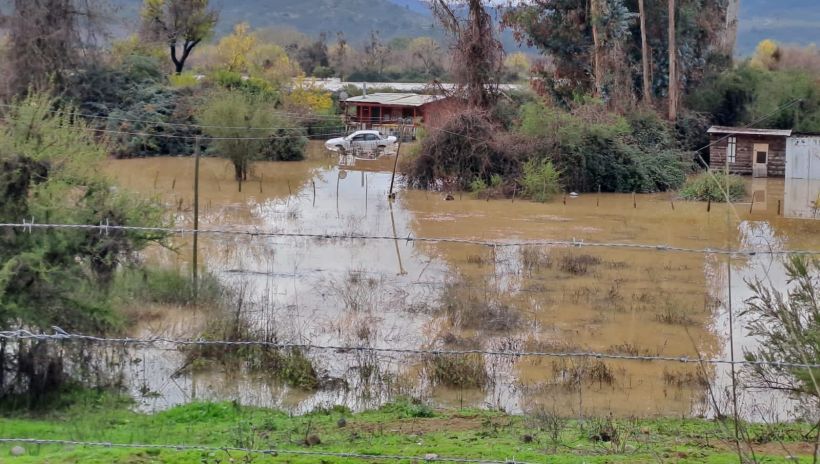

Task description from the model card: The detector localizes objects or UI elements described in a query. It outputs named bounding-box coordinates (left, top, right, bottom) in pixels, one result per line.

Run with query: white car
left=325, top=130, right=398, bottom=155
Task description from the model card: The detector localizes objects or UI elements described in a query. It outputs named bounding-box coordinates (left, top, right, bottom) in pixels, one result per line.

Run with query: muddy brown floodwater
left=104, top=142, right=820, bottom=421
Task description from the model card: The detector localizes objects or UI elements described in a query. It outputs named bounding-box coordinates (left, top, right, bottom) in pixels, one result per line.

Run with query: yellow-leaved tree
left=283, top=77, right=333, bottom=115
left=504, top=52, right=531, bottom=81
left=217, top=23, right=256, bottom=73
left=249, top=42, right=302, bottom=87
left=751, top=39, right=780, bottom=70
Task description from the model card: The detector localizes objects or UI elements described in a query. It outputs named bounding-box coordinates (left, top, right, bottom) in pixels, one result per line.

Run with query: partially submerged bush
left=424, top=353, right=489, bottom=389
left=112, top=267, right=223, bottom=308
left=518, top=102, right=691, bottom=193
left=438, top=279, right=522, bottom=332
left=679, top=171, right=747, bottom=202
left=521, top=159, right=561, bottom=202
left=198, top=90, right=306, bottom=180
left=406, top=110, right=523, bottom=190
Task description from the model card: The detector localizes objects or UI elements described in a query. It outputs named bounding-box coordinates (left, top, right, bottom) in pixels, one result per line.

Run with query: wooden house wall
left=709, top=134, right=787, bottom=177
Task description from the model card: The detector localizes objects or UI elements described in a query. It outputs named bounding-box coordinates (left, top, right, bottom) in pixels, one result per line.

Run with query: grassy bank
left=0, top=395, right=815, bottom=463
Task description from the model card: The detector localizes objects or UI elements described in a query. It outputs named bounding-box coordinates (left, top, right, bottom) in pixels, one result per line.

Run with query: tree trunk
left=590, top=0, right=604, bottom=98
left=668, top=0, right=678, bottom=120
left=639, top=0, right=652, bottom=104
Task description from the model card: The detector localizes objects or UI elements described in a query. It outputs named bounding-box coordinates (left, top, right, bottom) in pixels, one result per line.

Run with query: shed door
left=753, top=143, right=769, bottom=178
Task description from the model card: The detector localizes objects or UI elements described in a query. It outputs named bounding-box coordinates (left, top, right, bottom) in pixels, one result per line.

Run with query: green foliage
left=679, top=172, right=747, bottom=202
left=62, top=59, right=199, bottom=157
left=168, top=72, right=200, bottom=88
left=209, top=70, right=279, bottom=99
left=469, top=177, right=488, bottom=194
left=262, top=129, right=308, bottom=161
left=521, top=159, right=561, bottom=202
left=111, top=267, right=222, bottom=308
left=0, top=397, right=813, bottom=462
left=743, top=255, right=820, bottom=399
left=518, top=102, right=690, bottom=193
left=380, top=397, right=436, bottom=418
left=0, top=93, right=167, bottom=334
left=689, top=64, right=820, bottom=132
left=198, top=90, right=306, bottom=179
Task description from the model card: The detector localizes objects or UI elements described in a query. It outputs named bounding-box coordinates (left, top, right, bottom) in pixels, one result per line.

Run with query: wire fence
left=0, top=329, right=816, bottom=369
left=1, top=97, right=816, bottom=461
left=3, top=222, right=820, bottom=257
left=0, top=438, right=530, bottom=463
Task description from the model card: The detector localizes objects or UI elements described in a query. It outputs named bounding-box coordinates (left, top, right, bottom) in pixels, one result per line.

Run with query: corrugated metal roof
left=707, top=126, right=792, bottom=137
left=344, top=93, right=447, bottom=107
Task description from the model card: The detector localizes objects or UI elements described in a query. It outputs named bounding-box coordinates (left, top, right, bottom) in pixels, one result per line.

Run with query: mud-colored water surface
left=104, top=143, right=820, bottom=421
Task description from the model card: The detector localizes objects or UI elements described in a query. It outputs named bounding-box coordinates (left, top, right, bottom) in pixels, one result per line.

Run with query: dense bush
left=521, top=159, right=561, bottom=201
left=518, top=102, right=691, bottom=193
left=262, top=128, right=308, bottom=161
left=0, top=94, right=168, bottom=398
left=62, top=57, right=200, bottom=157
left=198, top=91, right=307, bottom=179
left=406, top=110, right=524, bottom=190
left=679, top=172, right=747, bottom=202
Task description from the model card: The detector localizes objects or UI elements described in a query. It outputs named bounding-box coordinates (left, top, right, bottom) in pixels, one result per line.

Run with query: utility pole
left=388, top=124, right=404, bottom=200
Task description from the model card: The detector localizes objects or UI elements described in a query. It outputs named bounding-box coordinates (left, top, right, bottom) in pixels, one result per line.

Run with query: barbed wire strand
left=3, top=222, right=820, bottom=257
left=0, top=438, right=529, bottom=463
left=2, top=329, right=817, bottom=369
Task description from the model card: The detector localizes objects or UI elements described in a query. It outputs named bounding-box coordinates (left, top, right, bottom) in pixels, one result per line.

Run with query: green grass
left=0, top=394, right=815, bottom=463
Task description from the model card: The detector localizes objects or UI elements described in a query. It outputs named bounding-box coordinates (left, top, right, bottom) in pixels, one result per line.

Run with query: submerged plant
left=520, top=159, right=561, bottom=202
left=679, top=171, right=746, bottom=202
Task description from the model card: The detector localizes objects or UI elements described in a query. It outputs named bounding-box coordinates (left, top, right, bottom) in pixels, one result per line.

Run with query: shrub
left=406, top=110, right=524, bottom=190
left=112, top=267, right=223, bottom=308
left=262, top=128, right=308, bottom=161
left=743, top=255, right=820, bottom=398
left=521, top=159, right=561, bottom=202
left=62, top=61, right=199, bottom=157
left=169, top=72, right=200, bottom=88
left=198, top=91, right=303, bottom=180
left=679, top=171, right=747, bottom=202
left=517, top=102, right=689, bottom=193
left=0, top=94, right=167, bottom=398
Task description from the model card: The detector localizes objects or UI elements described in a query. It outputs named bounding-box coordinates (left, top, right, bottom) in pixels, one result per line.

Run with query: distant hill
left=110, top=0, right=819, bottom=57
left=111, top=0, right=439, bottom=45
left=111, top=0, right=526, bottom=51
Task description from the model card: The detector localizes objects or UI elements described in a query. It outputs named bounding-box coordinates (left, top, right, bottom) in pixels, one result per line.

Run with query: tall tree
left=5, top=0, right=105, bottom=95
left=638, top=0, right=652, bottom=104
left=504, top=0, right=732, bottom=111
left=140, top=0, right=218, bottom=75
left=362, top=30, right=390, bottom=78
left=668, top=0, right=677, bottom=120
left=431, top=0, right=503, bottom=108
left=591, top=0, right=605, bottom=97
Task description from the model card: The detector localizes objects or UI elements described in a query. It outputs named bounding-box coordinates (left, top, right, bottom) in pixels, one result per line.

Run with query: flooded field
left=104, top=142, right=820, bottom=421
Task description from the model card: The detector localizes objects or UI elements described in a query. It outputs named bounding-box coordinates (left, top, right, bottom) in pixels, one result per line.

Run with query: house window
left=727, top=136, right=737, bottom=163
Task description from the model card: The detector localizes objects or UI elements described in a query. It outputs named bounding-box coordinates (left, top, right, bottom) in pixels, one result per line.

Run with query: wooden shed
left=707, top=126, right=792, bottom=177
